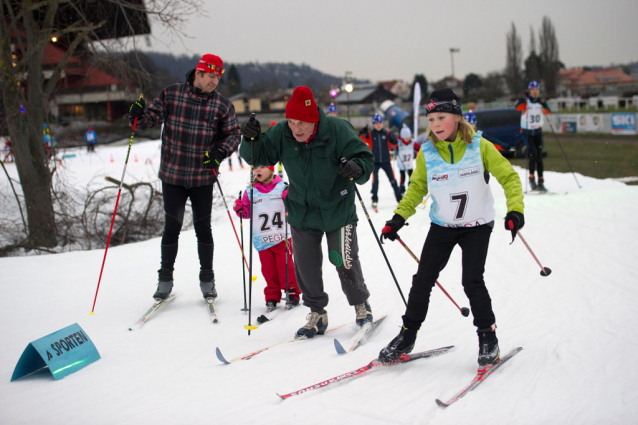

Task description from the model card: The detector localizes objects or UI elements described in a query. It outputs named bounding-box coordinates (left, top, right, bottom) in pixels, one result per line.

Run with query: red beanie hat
left=266, top=165, right=275, bottom=172
left=285, top=86, right=319, bottom=123
left=196, top=54, right=224, bottom=77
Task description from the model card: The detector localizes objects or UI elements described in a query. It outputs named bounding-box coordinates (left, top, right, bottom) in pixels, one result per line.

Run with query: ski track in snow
left=1, top=139, right=638, bottom=425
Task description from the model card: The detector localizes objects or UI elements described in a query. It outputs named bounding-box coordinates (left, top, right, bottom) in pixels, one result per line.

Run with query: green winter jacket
left=239, top=108, right=374, bottom=234
left=396, top=129, right=524, bottom=221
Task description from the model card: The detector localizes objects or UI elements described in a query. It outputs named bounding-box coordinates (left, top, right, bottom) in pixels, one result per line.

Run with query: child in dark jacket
left=234, top=165, right=300, bottom=310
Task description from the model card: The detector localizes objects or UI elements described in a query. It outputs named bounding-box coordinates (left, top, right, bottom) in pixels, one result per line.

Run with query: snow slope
left=1, top=140, right=637, bottom=425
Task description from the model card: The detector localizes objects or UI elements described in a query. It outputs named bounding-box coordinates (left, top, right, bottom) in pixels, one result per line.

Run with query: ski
left=334, top=315, right=387, bottom=354
left=435, top=347, right=523, bottom=408
left=206, top=298, right=218, bottom=323
left=128, top=294, right=177, bottom=331
left=216, top=321, right=355, bottom=364
left=277, top=345, right=455, bottom=400
left=256, top=301, right=300, bottom=324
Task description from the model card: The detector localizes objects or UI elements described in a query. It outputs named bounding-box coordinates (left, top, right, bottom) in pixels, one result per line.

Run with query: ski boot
left=354, top=299, right=373, bottom=326
left=529, top=176, right=539, bottom=191
left=154, top=268, right=173, bottom=300
left=266, top=300, right=278, bottom=312
left=378, top=325, right=418, bottom=363
left=199, top=269, right=217, bottom=300
left=295, top=311, right=328, bottom=339
left=537, top=177, right=547, bottom=193
left=285, top=293, right=300, bottom=310
left=477, top=325, right=500, bottom=370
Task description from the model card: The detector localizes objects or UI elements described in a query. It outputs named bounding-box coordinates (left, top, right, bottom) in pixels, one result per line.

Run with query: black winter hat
left=425, top=88, right=462, bottom=116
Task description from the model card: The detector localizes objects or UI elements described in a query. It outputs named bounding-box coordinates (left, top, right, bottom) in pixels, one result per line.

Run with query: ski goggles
left=205, top=63, right=225, bottom=76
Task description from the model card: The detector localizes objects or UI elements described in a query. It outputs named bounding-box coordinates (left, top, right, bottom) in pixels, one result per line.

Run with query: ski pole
left=340, top=158, right=408, bottom=307
left=284, top=208, right=290, bottom=304
left=542, top=110, right=581, bottom=189
left=90, top=94, right=143, bottom=314
left=246, top=113, right=258, bottom=334
left=396, top=237, right=470, bottom=317
left=239, top=191, right=248, bottom=312
left=211, top=169, right=249, bottom=272
left=513, top=228, right=552, bottom=277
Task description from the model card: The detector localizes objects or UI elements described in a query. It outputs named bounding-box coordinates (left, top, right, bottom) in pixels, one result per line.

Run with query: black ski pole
left=239, top=191, right=248, bottom=312
left=284, top=208, right=290, bottom=305
left=340, top=158, right=408, bottom=307
left=396, top=237, right=470, bottom=317
left=543, top=110, right=582, bottom=189
left=245, top=113, right=258, bottom=334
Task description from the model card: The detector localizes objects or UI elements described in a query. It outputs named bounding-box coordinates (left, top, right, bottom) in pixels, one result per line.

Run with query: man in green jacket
left=240, top=86, right=375, bottom=338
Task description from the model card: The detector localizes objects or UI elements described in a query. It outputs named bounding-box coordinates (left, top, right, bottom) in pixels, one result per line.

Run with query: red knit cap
left=195, top=54, right=224, bottom=77
left=285, top=86, right=319, bottom=123
left=265, top=166, right=275, bottom=172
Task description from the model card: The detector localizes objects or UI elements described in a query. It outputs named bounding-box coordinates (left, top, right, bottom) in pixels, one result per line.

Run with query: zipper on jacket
left=448, top=144, right=454, bottom=164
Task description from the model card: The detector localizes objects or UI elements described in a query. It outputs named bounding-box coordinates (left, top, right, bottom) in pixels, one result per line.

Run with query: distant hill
left=144, top=52, right=368, bottom=94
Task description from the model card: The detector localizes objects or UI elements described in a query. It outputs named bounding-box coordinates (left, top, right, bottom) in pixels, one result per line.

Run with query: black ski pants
left=524, top=132, right=544, bottom=179
left=371, top=162, right=400, bottom=202
left=161, top=182, right=214, bottom=274
left=402, top=223, right=496, bottom=330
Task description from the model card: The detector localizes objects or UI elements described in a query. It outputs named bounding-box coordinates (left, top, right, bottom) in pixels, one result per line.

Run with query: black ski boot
left=537, top=177, right=547, bottom=192
left=477, top=325, right=500, bottom=369
left=266, top=300, right=278, bottom=312
left=285, top=294, right=300, bottom=309
left=378, top=326, right=418, bottom=363
left=529, top=176, right=539, bottom=191
left=154, top=268, right=173, bottom=300
left=199, top=269, right=217, bottom=299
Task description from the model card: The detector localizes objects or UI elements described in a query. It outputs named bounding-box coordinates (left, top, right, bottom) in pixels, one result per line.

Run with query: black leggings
left=399, top=169, right=413, bottom=186
left=403, top=223, right=495, bottom=330
left=524, top=133, right=544, bottom=178
left=161, top=182, right=214, bottom=272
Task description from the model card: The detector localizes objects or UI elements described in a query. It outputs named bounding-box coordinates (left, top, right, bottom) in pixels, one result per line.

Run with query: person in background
left=85, top=126, right=97, bottom=153
left=516, top=81, right=550, bottom=192
left=359, top=113, right=402, bottom=208
left=128, top=53, right=241, bottom=301
left=395, top=124, right=418, bottom=196
left=327, top=103, right=338, bottom=117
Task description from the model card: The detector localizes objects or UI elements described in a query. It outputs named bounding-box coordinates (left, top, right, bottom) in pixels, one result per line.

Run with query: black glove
left=380, top=214, right=406, bottom=242
left=505, top=211, right=525, bottom=242
left=240, top=117, right=261, bottom=140
left=359, top=125, right=369, bottom=136
left=129, top=97, right=146, bottom=120
left=204, top=148, right=226, bottom=174
left=339, top=159, right=361, bottom=179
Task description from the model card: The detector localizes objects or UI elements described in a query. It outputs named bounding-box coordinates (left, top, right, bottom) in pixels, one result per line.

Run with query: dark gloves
left=240, top=117, right=261, bottom=140
left=505, top=211, right=525, bottom=242
left=381, top=214, right=406, bottom=242
left=339, top=159, right=361, bottom=179
left=358, top=125, right=369, bottom=136
left=204, top=148, right=226, bottom=174
left=129, top=97, right=146, bottom=120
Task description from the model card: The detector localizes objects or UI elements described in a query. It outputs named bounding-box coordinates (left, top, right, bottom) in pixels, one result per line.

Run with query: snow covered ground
left=1, top=139, right=637, bottom=425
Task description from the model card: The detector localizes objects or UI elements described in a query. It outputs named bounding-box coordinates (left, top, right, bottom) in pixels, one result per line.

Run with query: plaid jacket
left=132, top=82, right=241, bottom=188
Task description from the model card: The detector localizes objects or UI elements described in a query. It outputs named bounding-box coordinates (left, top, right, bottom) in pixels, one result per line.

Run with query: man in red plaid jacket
left=129, top=53, right=240, bottom=301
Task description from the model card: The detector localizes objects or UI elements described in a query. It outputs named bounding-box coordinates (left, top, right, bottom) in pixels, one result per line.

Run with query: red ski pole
left=515, top=230, right=552, bottom=277
left=396, top=237, right=470, bottom=317
left=90, top=95, right=143, bottom=314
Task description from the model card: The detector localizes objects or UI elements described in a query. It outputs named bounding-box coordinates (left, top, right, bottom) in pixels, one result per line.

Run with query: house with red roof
left=557, top=67, right=638, bottom=98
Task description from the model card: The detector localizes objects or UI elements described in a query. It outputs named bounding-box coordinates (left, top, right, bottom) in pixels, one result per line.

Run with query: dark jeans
left=161, top=182, right=214, bottom=273
left=403, top=223, right=495, bottom=330
left=371, top=162, right=400, bottom=202
left=523, top=132, right=544, bottom=178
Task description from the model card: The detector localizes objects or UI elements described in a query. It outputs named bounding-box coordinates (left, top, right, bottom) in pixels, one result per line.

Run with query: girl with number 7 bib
left=234, top=165, right=301, bottom=310
left=377, top=89, right=524, bottom=370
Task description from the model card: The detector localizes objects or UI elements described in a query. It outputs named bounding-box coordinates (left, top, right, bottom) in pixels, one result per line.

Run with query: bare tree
left=0, top=0, right=202, bottom=249
left=539, top=16, right=561, bottom=96
left=504, top=22, right=524, bottom=97
left=524, top=26, right=542, bottom=84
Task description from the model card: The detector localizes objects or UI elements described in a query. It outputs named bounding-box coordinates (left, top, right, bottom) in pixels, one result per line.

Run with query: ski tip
left=334, top=338, right=347, bottom=355
left=215, top=347, right=230, bottom=364
left=435, top=399, right=449, bottom=408
left=276, top=393, right=289, bottom=401
left=256, top=315, right=269, bottom=324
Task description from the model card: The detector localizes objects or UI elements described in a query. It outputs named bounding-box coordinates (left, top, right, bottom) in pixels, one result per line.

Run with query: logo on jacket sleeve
left=432, top=173, right=449, bottom=182
left=459, top=167, right=480, bottom=178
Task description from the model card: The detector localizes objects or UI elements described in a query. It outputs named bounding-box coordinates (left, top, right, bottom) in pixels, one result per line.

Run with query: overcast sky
left=144, top=0, right=638, bottom=84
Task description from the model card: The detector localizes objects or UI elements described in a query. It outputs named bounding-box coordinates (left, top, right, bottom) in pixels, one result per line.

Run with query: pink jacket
left=235, top=175, right=287, bottom=219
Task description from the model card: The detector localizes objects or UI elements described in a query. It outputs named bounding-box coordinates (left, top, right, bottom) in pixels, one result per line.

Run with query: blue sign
left=611, top=113, right=637, bottom=135
left=11, top=323, right=100, bottom=381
